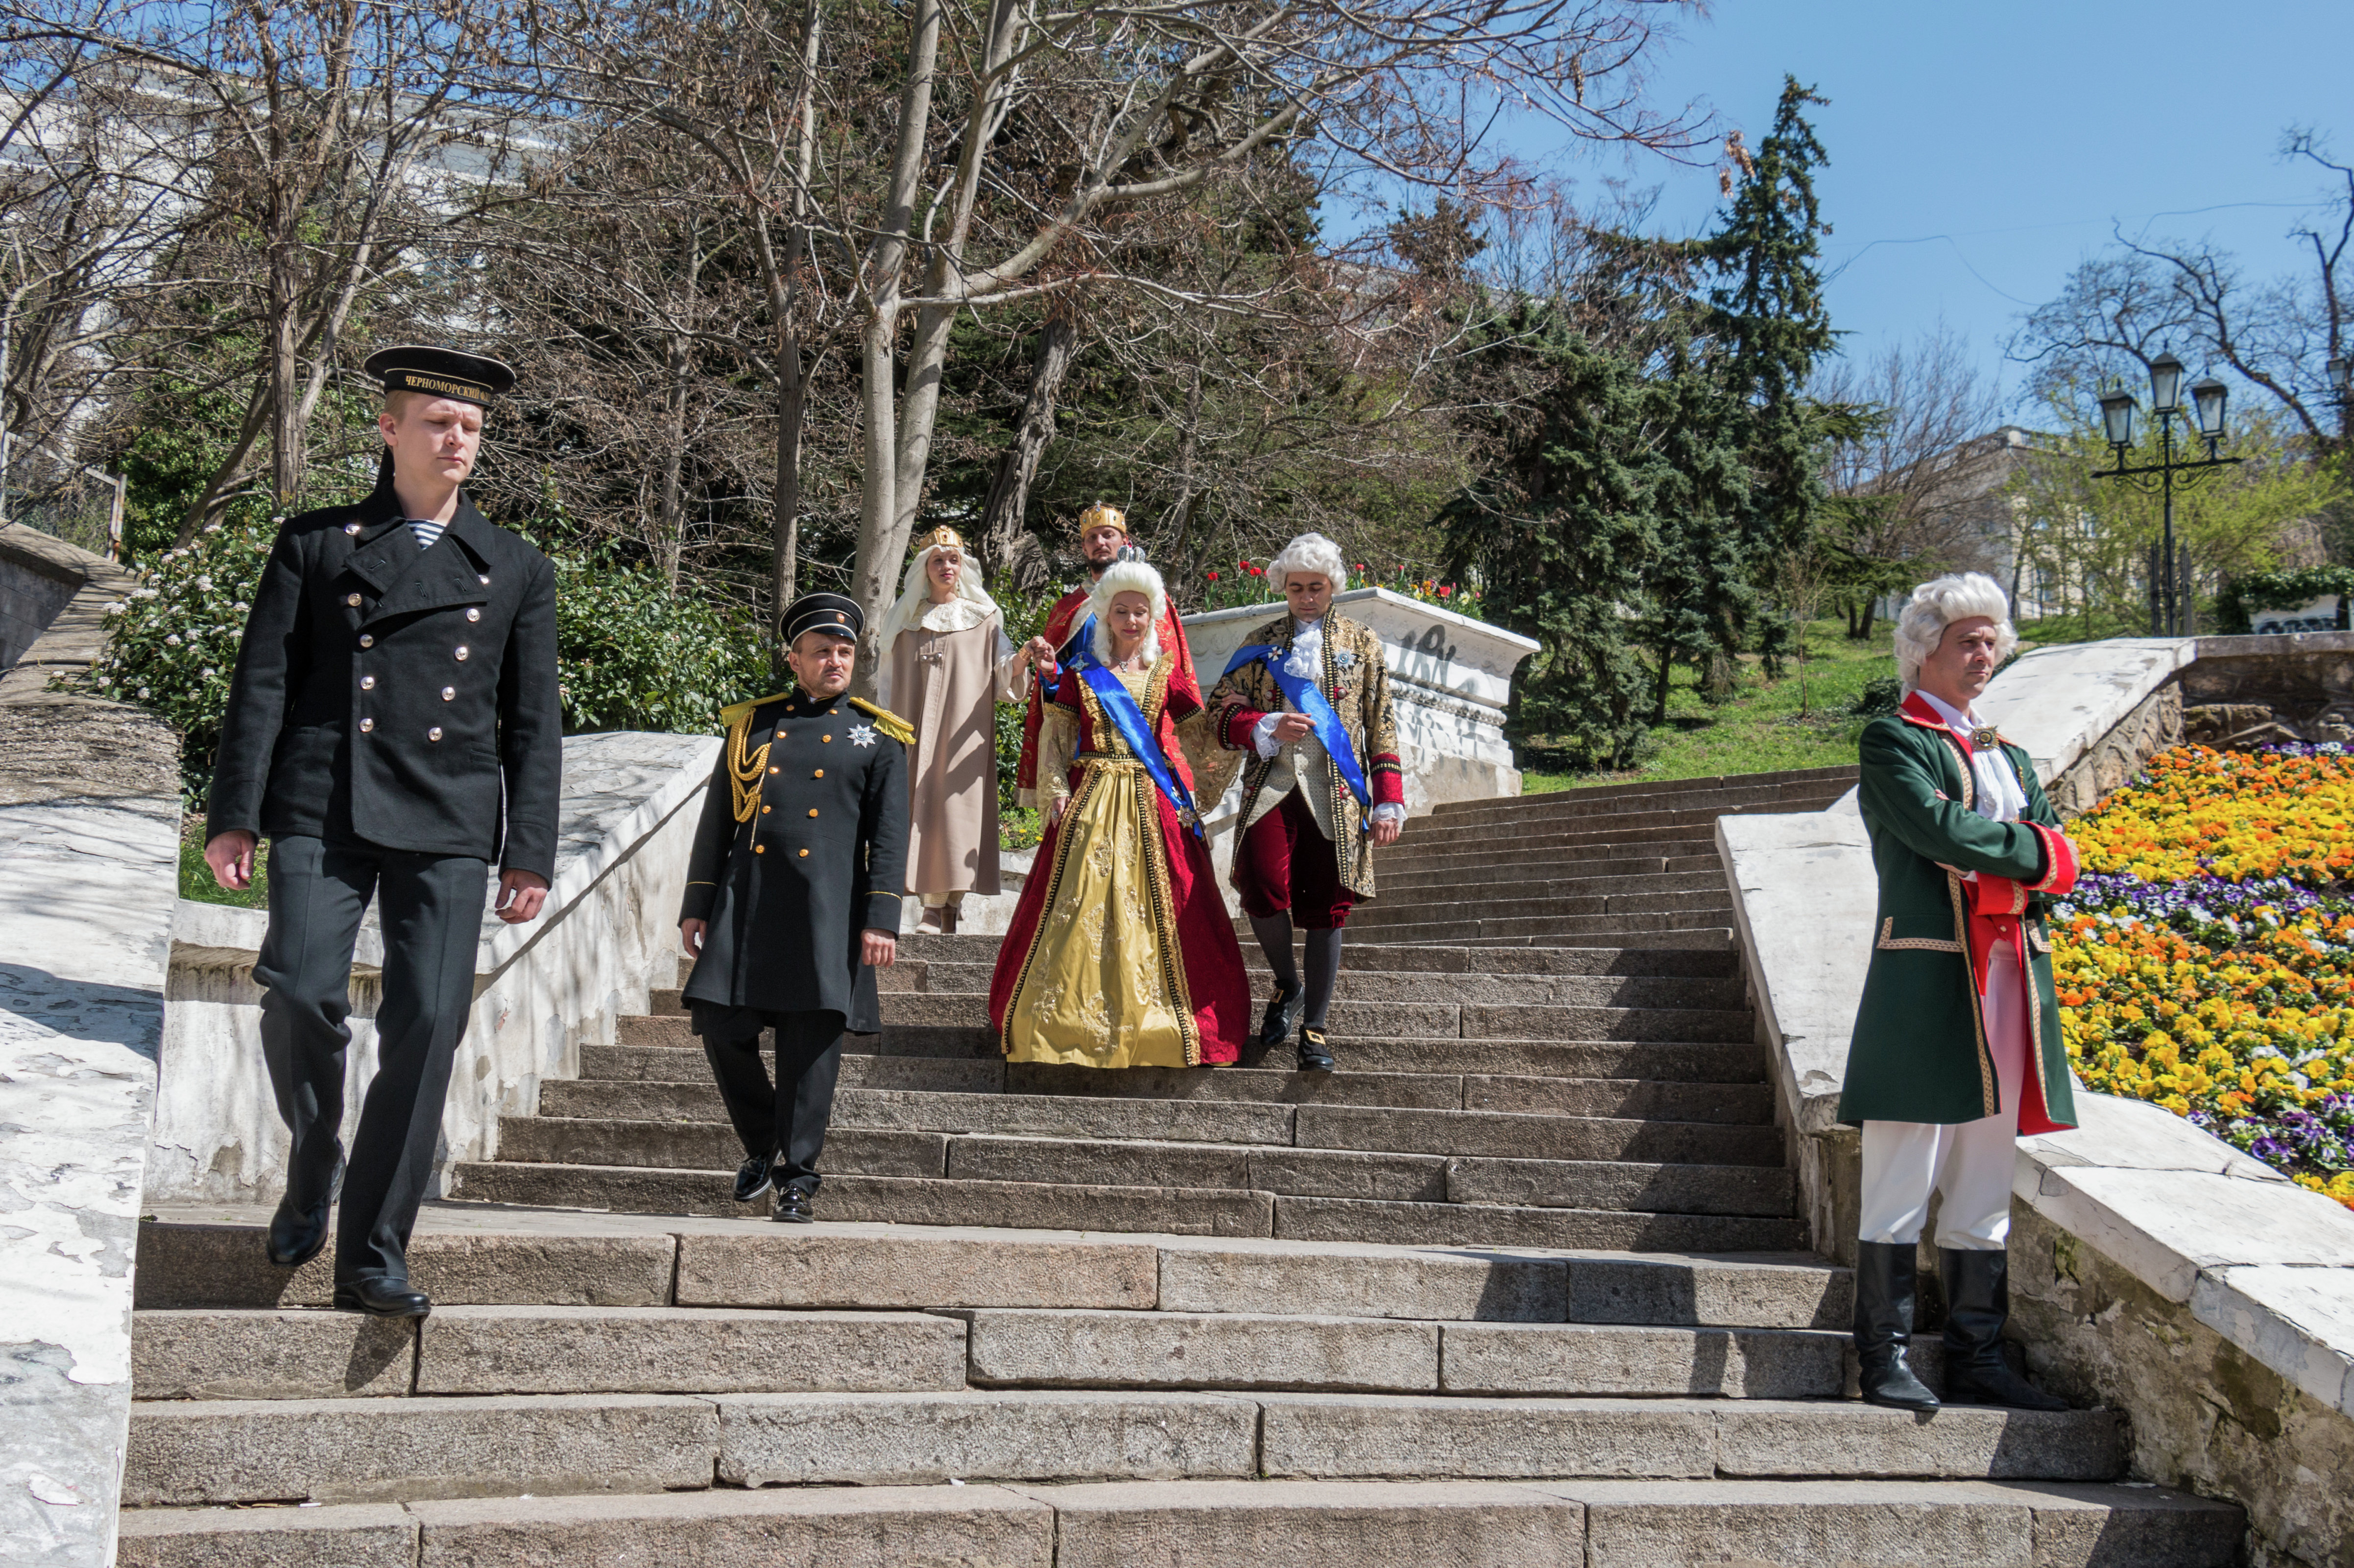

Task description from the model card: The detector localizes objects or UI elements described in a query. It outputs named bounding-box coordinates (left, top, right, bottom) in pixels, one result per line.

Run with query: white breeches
left=1857, top=939, right=2029, bottom=1252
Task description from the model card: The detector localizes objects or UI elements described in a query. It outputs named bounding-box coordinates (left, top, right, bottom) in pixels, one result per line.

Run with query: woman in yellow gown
left=986, top=560, right=1251, bottom=1067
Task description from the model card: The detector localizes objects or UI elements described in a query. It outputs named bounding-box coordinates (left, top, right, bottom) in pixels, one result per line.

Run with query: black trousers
left=253, top=834, right=488, bottom=1281
left=690, top=1005, right=845, bottom=1195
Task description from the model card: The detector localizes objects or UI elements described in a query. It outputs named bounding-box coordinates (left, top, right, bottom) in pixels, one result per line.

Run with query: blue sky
left=1569, top=0, right=2353, bottom=417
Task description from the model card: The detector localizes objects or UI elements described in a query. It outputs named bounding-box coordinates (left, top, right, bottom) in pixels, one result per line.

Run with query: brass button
left=345, top=593, right=361, bottom=607
left=777, top=731, right=786, bottom=740
left=359, top=634, right=374, bottom=648
left=754, top=844, right=766, bottom=855
left=761, top=805, right=771, bottom=814
left=821, top=734, right=831, bottom=743
left=807, top=808, right=819, bottom=818
left=441, top=686, right=455, bottom=701
left=466, top=607, right=482, bottom=623
left=812, top=769, right=823, bottom=778
left=359, top=717, right=375, bottom=733
left=360, top=675, right=376, bottom=690
left=428, top=726, right=443, bottom=742
left=768, top=766, right=780, bottom=775
left=797, top=848, right=809, bottom=858
left=455, top=646, right=469, bottom=661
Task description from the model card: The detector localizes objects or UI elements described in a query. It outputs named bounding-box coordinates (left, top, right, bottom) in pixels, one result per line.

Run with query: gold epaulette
left=847, top=697, right=914, bottom=746
left=718, top=691, right=792, bottom=730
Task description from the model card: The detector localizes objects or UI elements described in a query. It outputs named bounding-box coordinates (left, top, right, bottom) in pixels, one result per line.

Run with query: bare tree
left=1811, top=325, right=2009, bottom=635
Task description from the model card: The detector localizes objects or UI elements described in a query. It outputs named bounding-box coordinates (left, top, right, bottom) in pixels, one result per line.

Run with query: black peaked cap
left=782, top=592, right=864, bottom=644
left=363, top=344, right=517, bottom=407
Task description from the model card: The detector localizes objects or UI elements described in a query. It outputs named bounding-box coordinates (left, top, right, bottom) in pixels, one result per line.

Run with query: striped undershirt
left=408, top=517, right=448, bottom=551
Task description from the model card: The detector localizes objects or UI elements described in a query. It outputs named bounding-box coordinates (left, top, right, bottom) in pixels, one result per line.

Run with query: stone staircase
left=118, top=765, right=2247, bottom=1564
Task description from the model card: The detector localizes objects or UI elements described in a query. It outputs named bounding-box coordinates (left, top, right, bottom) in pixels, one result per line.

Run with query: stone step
left=953, top=1308, right=1850, bottom=1398
left=841, top=1028, right=1768, bottom=1082
left=1378, top=825, right=1724, bottom=867
left=1400, top=801, right=1806, bottom=849
left=878, top=932, right=1745, bottom=978
left=131, top=1206, right=1850, bottom=1324
left=1376, top=852, right=1725, bottom=891
left=864, top=993, right=1756, bottom=1044
left=111, top=1475, right=2243, bottom=1568
left=498, top=1118, right=1795, bottom=1217
left=1429, top=774, right=1855, bottom=829
left=1339, top=887, right=1736, bottom=928
left=1309, top=914, right=1733, bottom=947
left=130, top=1305, right=967, bottom=1399
left=120, top=1389, right=2126, bottom=1506
left=567, top=1055, right=1777, bottom=1124
left=448, top=1166, right=1808, bottom=1250
left=877, top=962, right=1748, bottom=1010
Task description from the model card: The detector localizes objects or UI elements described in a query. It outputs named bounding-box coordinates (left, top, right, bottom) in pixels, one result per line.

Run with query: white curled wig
left=1893, top=572, right=2018, bottom=690
left=1268, top=531, right=1346, bottom=591
left=1088, top=559, right=1167, bottom=667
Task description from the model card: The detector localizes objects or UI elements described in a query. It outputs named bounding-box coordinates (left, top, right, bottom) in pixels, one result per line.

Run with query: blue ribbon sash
left=1076, top=659, right=1202, bottom=838
left=1220, top=640, right=1374, bottom=833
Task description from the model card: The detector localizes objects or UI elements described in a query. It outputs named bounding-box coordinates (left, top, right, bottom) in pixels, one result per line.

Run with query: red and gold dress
left=988, top=653, right=1249, bottom=1067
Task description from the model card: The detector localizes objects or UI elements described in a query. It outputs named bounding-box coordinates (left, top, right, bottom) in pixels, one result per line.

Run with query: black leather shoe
left=772, top=1186, right=814, bottom=1224
left=333, top=1277, right=432, bottom=1318
left=1939, top=1248, right=2068, bottom=1410
left=1853, top=1240, right=1940, bottom=1412
left=734, top=1153, right=775, bottom=1204
left=1296, top=1025, right=1336, bottom=1073
left=1259, top=985, right=1305, bottom=1051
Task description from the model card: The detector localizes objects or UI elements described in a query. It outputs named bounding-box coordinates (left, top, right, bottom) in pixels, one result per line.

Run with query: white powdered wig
left=1894, top=572, right=2018, bottom=690
left=1269, top=531, right=1346, bottom=592
left=1089, top=559, right=1167, bottom=667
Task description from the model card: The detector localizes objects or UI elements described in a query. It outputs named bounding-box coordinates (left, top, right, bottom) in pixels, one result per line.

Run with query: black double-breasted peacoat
left=207, top=480, right=563, bottom=880
left=678, top=690, right=910, bottom=1033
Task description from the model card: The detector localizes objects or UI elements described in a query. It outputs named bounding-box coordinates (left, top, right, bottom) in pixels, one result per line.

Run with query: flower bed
left=2052, top=743, right=2354, bottom=1210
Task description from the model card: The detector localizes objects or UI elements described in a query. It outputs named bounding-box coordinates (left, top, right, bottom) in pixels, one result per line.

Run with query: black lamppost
left=2094, top=352, right=2242, bottom=637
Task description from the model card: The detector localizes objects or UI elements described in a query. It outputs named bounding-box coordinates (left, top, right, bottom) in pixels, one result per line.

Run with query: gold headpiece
left=1077, top=501, right=1128, bottom=537
left=919, top=525, right=964, bottom=555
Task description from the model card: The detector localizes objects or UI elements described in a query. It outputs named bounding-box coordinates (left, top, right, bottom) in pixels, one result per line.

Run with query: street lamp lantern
left=2189, top=377, right=2229, bottom=441
left=2099, top=387, right=2138, bottom=449
left=2148, top=352, right=2186, bottom=415
left=2330, top=355, right=2351, bottom=398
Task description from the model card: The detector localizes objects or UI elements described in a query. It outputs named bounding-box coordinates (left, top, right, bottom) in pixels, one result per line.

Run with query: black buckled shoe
left=734, top=1153, right=775, bottom=1205
left=333, top=1277, right=432, bottom=1318
left=1296, top=1025, right=1335, bottom=1073
left=1259, top=985, right=1305, bottom=1052
left=772, top=1186, right=815, bottom=1224
left=1939, top=1248, right=2068, bottom=1411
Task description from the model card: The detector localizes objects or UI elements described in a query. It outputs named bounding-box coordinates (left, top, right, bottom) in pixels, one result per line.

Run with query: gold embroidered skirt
left=998, top=758, right=1197, bottom=1069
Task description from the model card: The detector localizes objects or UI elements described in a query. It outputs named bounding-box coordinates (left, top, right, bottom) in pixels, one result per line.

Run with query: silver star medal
left=850, top=722, right=878, bottom=748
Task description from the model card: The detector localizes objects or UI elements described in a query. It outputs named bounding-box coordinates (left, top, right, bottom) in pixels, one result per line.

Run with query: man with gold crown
left=676, top=592, right=912, bottom=1222
left=1014, top=502, right=1195, bottom=809
left=875, top=526, right=1053, bottom=933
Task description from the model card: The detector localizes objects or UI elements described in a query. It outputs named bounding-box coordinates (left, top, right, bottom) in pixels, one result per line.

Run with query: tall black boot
left=1853, top=1240, right=1940, bottom=1411
left=1939, top=1248, right=2067, bottom=1410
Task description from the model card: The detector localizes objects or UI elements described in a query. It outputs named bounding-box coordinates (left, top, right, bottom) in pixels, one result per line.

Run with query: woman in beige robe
left=875, top=526, right=1050, bottom=932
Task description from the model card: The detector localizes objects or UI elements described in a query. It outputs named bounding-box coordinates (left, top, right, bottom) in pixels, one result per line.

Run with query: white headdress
left=1087, top=558, right=1166, bottom=668
left=877, top=526, right=999, bottom=653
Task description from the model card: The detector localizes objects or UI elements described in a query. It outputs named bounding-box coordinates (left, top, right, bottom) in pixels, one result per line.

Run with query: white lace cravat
left=1917, top=689, right=2028, bottom=823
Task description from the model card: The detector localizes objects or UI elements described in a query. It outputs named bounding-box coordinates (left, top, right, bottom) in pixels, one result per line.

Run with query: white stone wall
left=149, top=731, right=717, bottom=1206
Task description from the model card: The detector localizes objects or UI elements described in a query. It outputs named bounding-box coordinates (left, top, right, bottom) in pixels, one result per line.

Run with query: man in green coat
left=1841, top=573, right=2081, bottom=1414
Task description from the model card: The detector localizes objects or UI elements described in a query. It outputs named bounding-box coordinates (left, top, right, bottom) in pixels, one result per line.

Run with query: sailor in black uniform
left=204, top=345, right=561, bottom=1317
left=677, top=592, right=912, bottom=1222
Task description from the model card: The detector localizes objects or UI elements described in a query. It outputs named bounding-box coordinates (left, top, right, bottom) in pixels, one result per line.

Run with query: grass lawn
left=1517, top=617, right=1899, bottom=793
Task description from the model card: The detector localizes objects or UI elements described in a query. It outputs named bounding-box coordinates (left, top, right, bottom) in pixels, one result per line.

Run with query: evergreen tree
left=1632, top=340, right=1753, bottom=720
left=1441, top=305, right=1667, bottom=771
left=1688, top=77, right=1838, bottom=669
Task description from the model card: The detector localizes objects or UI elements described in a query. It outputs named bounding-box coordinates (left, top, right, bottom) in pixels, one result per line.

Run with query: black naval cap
left=782, top=591, right=864, bottom=645
left=362, top=344, right=517, bottom=407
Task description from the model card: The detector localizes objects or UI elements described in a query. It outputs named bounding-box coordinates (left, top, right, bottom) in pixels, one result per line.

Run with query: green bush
left=1850, top=675, right=1902, bottom=717
left=2214, top=567, right=2354, bottom=635
left=84, top=511, right=769, bottom=799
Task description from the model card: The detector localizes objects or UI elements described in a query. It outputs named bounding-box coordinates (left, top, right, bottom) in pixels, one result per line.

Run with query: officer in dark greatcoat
left=677, top=592, right=911, bottom=1222
left=204, top=345, right=561, bottom=1317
